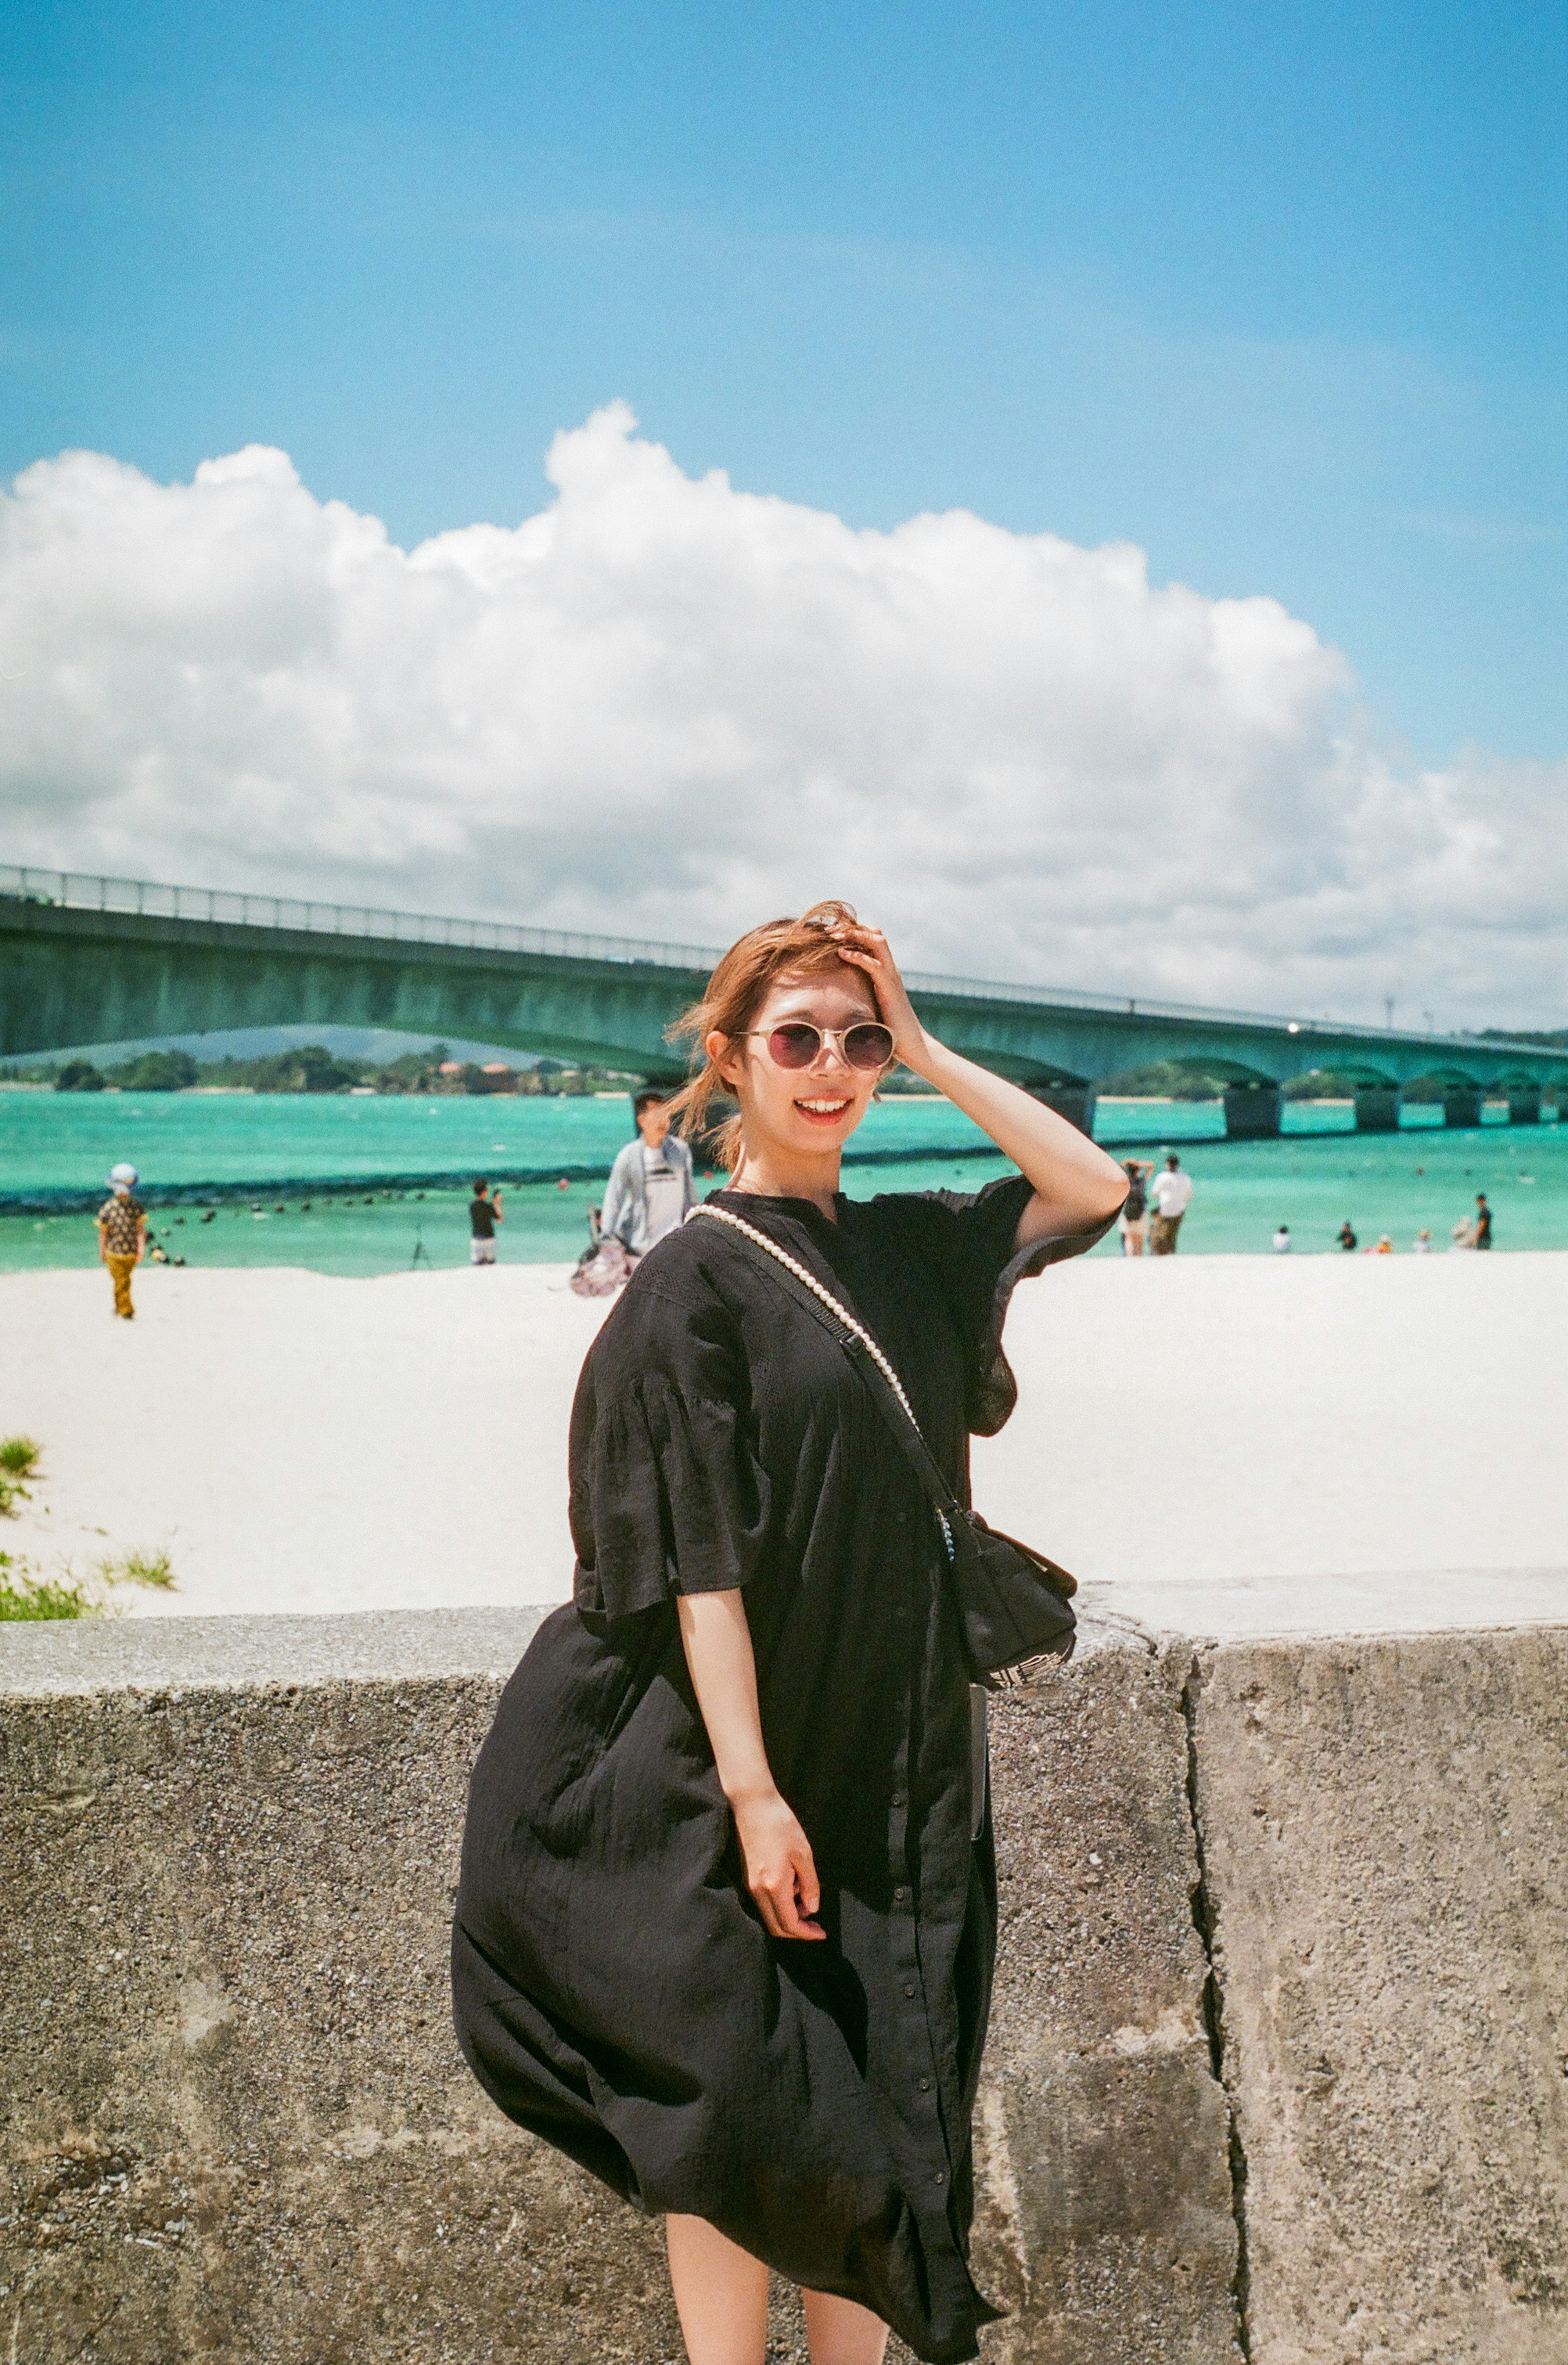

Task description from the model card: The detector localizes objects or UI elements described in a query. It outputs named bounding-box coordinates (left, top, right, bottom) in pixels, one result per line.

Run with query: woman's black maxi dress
left=452, top=1175, right=1099, bottom=2364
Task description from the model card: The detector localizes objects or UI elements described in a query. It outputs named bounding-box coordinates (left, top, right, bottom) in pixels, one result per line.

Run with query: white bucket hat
left=107, top=1162, right=140, bottom=1189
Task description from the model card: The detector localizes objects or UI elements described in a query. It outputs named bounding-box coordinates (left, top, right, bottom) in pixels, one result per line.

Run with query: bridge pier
left=1223, top=1081, right=1283, bottom=1139
left=1443, top=1085, right=1483, bottom=1129
left=1024, top=1080, right=1097, bottom=1136
left=1353, top=1084, right=1402, bottom=1132
left=1507, top=1086, right=1541, bottom=1126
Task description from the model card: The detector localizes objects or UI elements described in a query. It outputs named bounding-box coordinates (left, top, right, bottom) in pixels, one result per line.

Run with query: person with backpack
left=1117, top=1158, right=1153, bottom=1255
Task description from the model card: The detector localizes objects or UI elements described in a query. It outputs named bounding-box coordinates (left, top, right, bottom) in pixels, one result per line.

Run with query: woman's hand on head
left=823, top=921, right=927, bottom=1071
left=729, top=1788, right=826, bottom=1941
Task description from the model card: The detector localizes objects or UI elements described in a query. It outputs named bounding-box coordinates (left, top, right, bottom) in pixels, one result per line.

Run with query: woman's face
left=713, top=965, right=885, bottom=1164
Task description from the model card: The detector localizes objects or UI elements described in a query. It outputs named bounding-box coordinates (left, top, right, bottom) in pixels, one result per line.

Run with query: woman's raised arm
left=829, top=921, right=1131, bottom=1250
left=676, top=1590, right=825, bottom=1942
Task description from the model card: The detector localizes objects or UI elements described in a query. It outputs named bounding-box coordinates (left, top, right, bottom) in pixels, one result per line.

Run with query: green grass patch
left=100, top=1548, right=176, bottom=1590
left=0, top=1434, right=42, bottom=1517
left=0, top=1536, right=177, bottom=1620
left=0, top=1552, right=95, bottom=1621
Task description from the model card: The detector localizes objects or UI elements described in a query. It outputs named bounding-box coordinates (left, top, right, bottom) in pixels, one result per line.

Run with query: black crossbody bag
left=692, top=1205, right=1077, bottom=1685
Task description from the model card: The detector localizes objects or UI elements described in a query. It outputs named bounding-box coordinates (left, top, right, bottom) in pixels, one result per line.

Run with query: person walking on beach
left=1118, top=1158, right=1153, bottom=1255
left=451, top=902, right=1129, bottom=2365
left=1272, top=1224, right=1291, bottom=1253
left=1148, top=1154, right=1192, bottom=1254
left=1474, top=1192, right=1493, bottom=1249
left=599, top=1087, right=696, bottom=1255
left=1338, top=1220, right=1358, bottom=1252
left=468, top=1180, right=502, bottom=1264
left=96, top=1164, right=147, bottom=1319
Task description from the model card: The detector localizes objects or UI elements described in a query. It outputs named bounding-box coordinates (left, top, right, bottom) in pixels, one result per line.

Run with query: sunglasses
left=740, top=1022, right=895, bottom=1073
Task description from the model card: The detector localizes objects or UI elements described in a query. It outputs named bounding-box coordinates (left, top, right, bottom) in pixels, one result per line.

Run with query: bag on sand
left=691, top=1205, right=1076, bottom=1685
left=570, top=1237, right=636, bottom=1299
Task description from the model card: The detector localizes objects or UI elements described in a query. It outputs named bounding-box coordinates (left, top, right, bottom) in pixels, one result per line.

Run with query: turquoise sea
left=1, top=1088, right=1561, bottom=1275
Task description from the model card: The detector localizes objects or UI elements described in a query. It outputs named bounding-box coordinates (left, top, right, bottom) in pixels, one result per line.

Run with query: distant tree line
left=4, top=1048, right=1542, bottom=1106
left=1, top=1045, right=640, bottom=1096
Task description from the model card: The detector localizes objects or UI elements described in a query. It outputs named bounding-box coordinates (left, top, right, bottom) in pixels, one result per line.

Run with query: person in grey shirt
left=599, top=1090, right=697, bottom=1255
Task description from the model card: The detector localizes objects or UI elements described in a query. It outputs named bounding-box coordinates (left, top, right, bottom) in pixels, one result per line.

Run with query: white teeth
left=798, top=1098, right=849, bottom=1113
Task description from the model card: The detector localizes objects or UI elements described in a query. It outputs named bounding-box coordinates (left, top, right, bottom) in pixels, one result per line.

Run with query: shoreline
left=2, top=1117, right=1542, bottom=1219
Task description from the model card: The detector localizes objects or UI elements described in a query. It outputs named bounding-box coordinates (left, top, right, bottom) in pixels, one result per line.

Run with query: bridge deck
left=4, top=864, right=1566, bottom=1110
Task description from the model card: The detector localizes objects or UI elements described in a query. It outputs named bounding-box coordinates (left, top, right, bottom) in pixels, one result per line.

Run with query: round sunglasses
left=739, top=1021, right=895, bottom=1073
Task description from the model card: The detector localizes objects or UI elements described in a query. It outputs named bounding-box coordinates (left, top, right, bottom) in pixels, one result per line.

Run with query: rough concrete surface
left=7, top=1612, right=1568, bottom=2363
left=0, top=1604, right=548, bottom=1699
left=978, top=1641, right=1239, bottom=2363
left=1192, top=1628, right=1568, bottom=2365
left=0, top=1617, right=1236, bottom=2365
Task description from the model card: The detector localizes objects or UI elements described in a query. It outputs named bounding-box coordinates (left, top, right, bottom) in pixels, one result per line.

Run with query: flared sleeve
left=873, top=1169, right=1116, bottom=1437
left=569, top=1271, right=769, bottom=1624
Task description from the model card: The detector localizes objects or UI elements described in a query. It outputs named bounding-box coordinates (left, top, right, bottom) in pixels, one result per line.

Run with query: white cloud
left=2, top=401, right=1564, bottom=1027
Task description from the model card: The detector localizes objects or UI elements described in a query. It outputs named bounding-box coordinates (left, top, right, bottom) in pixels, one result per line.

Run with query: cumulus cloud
left=1, top=401, right=1564, bottom=1025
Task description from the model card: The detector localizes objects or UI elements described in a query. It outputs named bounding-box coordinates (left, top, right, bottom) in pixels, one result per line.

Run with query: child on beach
left=96, top=1164, right=147, bottom=1318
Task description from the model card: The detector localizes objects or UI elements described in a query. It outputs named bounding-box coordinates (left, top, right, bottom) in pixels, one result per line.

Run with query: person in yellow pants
left=97, top=1163, right=148, bottom=1319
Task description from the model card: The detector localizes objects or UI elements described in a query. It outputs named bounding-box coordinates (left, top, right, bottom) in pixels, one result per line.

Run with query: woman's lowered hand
left=675, top=1589, right=826, bottom=1942
left=730, top=1786, right=826, bottom=1941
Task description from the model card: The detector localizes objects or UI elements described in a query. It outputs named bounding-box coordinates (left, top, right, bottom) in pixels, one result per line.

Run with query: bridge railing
left=2, top=860, right=1555, bottom=1060
left=0, top=863, right=719, bottom=974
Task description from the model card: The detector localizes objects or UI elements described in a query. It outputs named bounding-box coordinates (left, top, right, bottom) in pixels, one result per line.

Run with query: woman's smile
left=795, top=1093, right=853, bottom=1123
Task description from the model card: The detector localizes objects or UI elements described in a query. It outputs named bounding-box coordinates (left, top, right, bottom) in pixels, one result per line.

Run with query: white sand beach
left=3, top=1250, right=1565, bottom=1639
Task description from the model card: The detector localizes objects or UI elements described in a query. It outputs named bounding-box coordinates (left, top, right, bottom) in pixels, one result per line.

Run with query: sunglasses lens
left=768, top=1024, right=820, bottom=1069
left=846, top=1024, right=895, bottom=1070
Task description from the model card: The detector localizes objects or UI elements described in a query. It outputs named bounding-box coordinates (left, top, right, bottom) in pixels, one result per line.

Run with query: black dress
left=452, top=1175, right=1100, bottom=2364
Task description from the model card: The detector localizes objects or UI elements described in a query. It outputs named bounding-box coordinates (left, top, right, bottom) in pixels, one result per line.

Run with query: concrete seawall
left=1, top=1609, right=1564, bottom=2364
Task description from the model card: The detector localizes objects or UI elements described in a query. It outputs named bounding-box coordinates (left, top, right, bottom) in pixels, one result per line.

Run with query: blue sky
left=2, top=0, right=1564, bottom=764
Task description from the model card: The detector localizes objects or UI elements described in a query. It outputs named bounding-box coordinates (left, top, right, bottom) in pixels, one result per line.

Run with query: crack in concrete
left=1182, top=1649, right=1254, bottom=2364
left=57, top=2294, right=124, bottom=2365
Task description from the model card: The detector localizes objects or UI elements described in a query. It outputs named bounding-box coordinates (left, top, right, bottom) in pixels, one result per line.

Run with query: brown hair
left=664, top=899, right=867, bottom=1172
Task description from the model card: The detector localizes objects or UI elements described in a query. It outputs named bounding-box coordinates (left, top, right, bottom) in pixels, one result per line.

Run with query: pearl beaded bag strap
left=689, top=1201, right=956, bottom=1560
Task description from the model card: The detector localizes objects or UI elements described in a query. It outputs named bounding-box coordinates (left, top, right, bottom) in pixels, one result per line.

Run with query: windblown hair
left=663, top=900, right=863, bottom=1173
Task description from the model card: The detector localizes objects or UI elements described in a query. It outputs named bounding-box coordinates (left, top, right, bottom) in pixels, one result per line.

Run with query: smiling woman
left=450, top=902, right=1127, bottom=2365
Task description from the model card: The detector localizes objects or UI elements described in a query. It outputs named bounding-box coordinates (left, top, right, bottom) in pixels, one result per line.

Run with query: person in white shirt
left=1412, top=1228, right=1433, bottom=1253
left=1272, top=1224, right=1291, bottom=1253
left=1149, top=1155, right=1194, bottom=1255
left=599, top=1090, right=697, bottom=1256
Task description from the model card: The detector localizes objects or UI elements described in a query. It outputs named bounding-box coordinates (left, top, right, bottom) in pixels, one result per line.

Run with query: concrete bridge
left=4, top=863, right=1566, bottom=1136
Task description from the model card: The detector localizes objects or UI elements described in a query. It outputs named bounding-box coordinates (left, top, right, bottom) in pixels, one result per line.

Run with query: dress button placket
left=882, top=1570, right=956, bottom=2249
left=887, top=1763, right=951, bottom=2221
